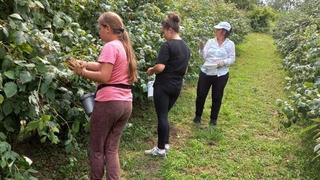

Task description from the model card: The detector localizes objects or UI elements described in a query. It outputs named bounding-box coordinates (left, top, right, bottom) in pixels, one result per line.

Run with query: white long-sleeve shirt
left=200, top=38, right=235, bottom=76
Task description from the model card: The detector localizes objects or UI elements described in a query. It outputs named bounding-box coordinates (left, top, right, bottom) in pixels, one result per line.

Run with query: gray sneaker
left=144, top=147, right=166, bottom=157
left=165, top=144, right=170, bottom=153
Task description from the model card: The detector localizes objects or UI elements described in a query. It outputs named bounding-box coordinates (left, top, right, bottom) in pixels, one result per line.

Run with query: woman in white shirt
left=193, top=21, right=235, bottom=126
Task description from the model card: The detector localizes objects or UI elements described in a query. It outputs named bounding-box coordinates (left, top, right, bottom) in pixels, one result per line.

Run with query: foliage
left=225, top=0, right=260, bottom=10
left=273, top=0, right=320, bottom=159
left=0, top=132, right=37, bottom=179
left=266, top=0, right=302, bottom=11
left=0, top=0, right=251, bottom=178
left=248, top=6, right=276, bottom=32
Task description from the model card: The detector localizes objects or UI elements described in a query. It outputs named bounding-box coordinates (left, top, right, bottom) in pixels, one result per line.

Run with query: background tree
left=225, top=0, right=260, bottom=10
left=266, top=0, right=303, bottom=11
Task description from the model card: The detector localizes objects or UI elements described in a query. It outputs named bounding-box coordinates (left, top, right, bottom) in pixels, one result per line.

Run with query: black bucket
left=80, top=93, right=95, bottom=116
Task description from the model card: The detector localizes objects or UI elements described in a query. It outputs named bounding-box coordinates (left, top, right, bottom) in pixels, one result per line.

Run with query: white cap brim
left=214, top=25, right=222, bottom=29
left=214, top=25, right=231, bottom=31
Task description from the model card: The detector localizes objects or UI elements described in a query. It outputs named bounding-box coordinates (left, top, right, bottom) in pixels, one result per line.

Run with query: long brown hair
left=98, top=12, right=137, bottom=83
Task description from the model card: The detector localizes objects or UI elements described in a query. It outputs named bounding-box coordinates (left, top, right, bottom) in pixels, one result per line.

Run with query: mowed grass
left=30, top=33, right=320, bottom=179
left=120, top=33, right=320, bottom=179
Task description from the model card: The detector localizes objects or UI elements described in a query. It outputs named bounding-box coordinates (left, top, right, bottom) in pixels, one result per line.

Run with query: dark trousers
left=89, top=101, right=132, bottom=180
left=195, top=71, right=229, bottom=123
left=153, top=84, right=181, bottom=149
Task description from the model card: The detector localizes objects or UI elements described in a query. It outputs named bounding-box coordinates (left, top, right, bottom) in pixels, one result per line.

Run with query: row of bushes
left=273, top=0, right=320, bottom=159
left=0, top=0, right=251, bottom=178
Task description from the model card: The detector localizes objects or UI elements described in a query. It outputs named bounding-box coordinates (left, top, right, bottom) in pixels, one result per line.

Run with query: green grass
left=24, top=33, right=320, bottom=179
left=120, top=33, right=320, bottom=179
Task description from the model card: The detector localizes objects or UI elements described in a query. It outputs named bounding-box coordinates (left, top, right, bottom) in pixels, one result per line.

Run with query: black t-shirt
left=154, top=39, right=190, bottom=89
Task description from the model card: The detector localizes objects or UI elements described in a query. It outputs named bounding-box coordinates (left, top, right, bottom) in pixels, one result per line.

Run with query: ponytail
left=119, top=30, right=138, bottom=83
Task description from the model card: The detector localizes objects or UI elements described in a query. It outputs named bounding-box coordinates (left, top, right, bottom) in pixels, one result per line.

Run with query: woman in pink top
left=68, top=12, right=137, bottom=180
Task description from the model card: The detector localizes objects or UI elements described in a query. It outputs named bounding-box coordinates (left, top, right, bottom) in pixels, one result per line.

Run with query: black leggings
left=195, top=71, right=229, bottom=123
left=153, top=85, right=181, bottom=149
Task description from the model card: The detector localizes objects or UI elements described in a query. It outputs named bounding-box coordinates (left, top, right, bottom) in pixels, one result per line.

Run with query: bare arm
left=85, top=62, right=101, bottom=71
left=70, top=62, right=113, bottom=84
left=146, top=64, right=165, bottom=76
left=76, top=60, right=101, bottom=71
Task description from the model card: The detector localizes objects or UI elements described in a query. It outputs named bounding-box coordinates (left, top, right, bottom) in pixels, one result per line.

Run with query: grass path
left=120, top=33, right=319, bottom=179
left=31, top=33, right=320, bottom=179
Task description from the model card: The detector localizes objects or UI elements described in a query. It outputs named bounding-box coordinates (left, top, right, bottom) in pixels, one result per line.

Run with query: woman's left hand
left=68, top=60, right=84, bottom=76
left=146, top=67, right=154, bottom=76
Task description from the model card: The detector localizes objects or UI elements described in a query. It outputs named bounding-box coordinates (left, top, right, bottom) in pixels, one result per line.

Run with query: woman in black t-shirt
left=145, top=13, right=190, bottom=157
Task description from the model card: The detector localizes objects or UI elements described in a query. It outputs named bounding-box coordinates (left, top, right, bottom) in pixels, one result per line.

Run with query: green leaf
left=4, top=70, right=15, bottom=80
left=34, top=1, right=44, bottom=9
left=2, top=100, right=13, bottom=115
left=0, top=132, right=6, bottom=140
left=40, top=82, right=50, bottom=94
left=0, top=95, right=4, bottom=104
left=72, top=120, right=80, bottom=134
left=20, top=43, right=33, bottom=54
left=24, top=63, right=36, bottom=68
left=304, top=82, right=314, bottom=88
left=2, top=27, right=9, bottom=37
left=3, top=117, right=15, bottom=132
left=2, top=55, right=13, bottom=70
left=4, top=82, right=17, bottom=98
left=0, top=159, right=6, bottom=168
left=20, top=71, right=32, bottom=84
left=15, top=31, right=26, bottom=45
left=53, top=15, right=64, bottom=28
left=9, top=13, right=23, bottom=21
left=40, top=136, right=47, bottom=143
left=27, top=168, right=38, bottom=174
left=41, top=115, right=51, bottom=122
left=18, top=84, right=26, bottom=92
left=25, top=120, right=40, bottom=131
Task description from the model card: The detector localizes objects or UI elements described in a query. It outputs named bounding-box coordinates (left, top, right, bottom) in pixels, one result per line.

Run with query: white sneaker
left=144, top=147, right=166, bottom=157
left=165, top=144, right=170, bottom=153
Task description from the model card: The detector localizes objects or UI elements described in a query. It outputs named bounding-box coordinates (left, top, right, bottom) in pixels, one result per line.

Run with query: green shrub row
left=0, top=0, right=250, bottom=178
left=273, top=0, right=320, bottom=159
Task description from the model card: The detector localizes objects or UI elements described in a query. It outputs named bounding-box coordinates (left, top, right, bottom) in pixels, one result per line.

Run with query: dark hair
left=161, top=12, right=180, bottom=33
left=98, top=12, right=137, bottom=83
left=223, top=28, right=232, bottom=38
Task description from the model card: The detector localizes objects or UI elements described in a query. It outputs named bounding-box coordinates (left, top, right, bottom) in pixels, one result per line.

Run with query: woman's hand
left=72, top=65, right=85, bottom=76
left=147, top=64, right=165, bottom=75
left=66, top=58, right=85, bottom=76
left=76, top=60, right=88, bottom=69
left=146, top=67, right=154, bottom=76
left=216, top=60, right=225, bottom=67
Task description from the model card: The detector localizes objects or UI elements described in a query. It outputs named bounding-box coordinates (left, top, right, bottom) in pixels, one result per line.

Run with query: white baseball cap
left=214, top=21, right=231, bottom=31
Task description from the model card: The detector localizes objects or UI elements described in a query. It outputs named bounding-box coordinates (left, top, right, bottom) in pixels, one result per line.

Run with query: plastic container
left=80, top=93, right=95, bottom=116
left=147, top=80, right=154, bottom=99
